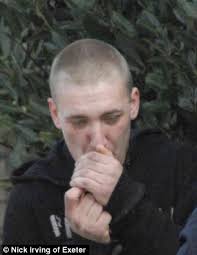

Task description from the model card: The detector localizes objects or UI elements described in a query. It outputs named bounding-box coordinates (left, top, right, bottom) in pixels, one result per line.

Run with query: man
left=3, top=39, right=197, bottom=255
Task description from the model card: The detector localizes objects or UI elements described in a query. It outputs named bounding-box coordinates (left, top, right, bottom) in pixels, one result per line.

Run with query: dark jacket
left=177, top=208, right=197, bottom=255
left=3, top=129, right=197, bottom=255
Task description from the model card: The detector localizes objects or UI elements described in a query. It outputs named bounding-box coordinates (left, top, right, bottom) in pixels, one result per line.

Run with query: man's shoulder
left=128, top=128, right=179, bottom=187
left=10, top=139, right=74, bottom=190
left=132, top=128, right=169, bottom=145
left=130, top=128, right=197, bottom=179
left=133, top=128, right=197, bottom=153
left=131, top=128, right=176, bottom=157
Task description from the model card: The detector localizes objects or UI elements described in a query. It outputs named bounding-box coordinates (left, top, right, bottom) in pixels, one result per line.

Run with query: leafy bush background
left=0, top=0, right=197, bottom=171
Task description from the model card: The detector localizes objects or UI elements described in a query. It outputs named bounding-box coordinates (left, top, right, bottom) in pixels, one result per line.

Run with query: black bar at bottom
left=1, top=245, right=89, bottom=255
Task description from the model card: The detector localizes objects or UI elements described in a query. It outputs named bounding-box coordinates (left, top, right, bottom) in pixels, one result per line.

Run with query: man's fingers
left=87, top=201, right=103, bottom=222
left=70, top=177, right=100, bottom=193
left=75, top=145, right=113, bottom=168
left=96, top=211, right=112, bottom=243
left=78, top=193, right=95, bottom=216
left=64, top=187, right=111, bottom=244
left=96, top=144, right=113, bottom=156
left=71, top=169, right=112, bottom=185
left=97, top=211, right=112, bottom=226
left=64, top=187, right=84, bottom=216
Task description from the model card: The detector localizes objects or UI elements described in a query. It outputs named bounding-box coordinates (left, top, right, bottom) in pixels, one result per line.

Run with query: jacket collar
left=11, top=128, right=162, bottom=187
left=11, top=139, right=75, bottom=188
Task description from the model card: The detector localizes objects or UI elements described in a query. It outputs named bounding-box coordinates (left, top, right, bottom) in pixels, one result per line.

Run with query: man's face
left=48, top=78, right=140, bottom=164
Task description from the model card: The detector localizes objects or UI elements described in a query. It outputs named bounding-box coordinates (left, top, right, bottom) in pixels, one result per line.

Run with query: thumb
left=96, top=144, right=113, bottom=156
left=64, top=187, right=84, bottom=216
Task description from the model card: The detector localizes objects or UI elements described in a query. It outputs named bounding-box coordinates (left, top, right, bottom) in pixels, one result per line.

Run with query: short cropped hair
left=49, top=38, right=133, bottom=100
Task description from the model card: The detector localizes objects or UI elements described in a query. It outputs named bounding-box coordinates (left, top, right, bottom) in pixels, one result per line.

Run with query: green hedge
left=0, top=0, right=197, bottom=169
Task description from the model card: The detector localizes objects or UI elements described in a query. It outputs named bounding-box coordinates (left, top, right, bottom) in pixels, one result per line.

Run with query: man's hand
left=64, top=187, right=112, bottom=243
left=70, top=145, right=123, bottom=206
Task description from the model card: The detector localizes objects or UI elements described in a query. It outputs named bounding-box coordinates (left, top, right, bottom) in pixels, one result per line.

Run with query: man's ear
left=47, top=98, right=61, bottom=129
left=129, top=87, right=140, bottom=120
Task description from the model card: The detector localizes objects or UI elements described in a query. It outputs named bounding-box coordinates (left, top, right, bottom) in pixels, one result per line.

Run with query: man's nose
left=88, top=123, right=107, bottom=150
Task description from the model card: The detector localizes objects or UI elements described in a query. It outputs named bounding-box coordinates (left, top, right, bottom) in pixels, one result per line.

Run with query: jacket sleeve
left=3, top=183, right=87, bottom=245
left=114, top=195, right=180, bottom=255
left=107, top=174, right=180, bottom=255
left=106, top=144, right=197, bottom=255
left=3, top=184, right=41, bottom=244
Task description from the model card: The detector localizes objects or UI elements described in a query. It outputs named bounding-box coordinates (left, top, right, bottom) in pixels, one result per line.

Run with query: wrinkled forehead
left=56, top=78, right=130, bottom=117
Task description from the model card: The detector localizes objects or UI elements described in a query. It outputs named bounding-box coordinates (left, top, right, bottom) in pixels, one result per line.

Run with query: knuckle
left=113, top=162, right=122, bottom=177
left=77, top=156, right=87, bottom=167
left=99, top=189, right=106, bottom=198
left=64, top=190, right=73, bottom=203
left=87, top=223, right=95, bottom=233
left=95, top=202, right=103, bottom=213
left=94, top=224, right=104, bottom=236
left=104, top=211, right=112, bottom=223
left=79, top=223, right=89, bottom=235
left=97, top=192, right=107, bottom=205
left=64, top=190, right=71, bottom=200
left=100, top=186, right=108, bottom=196
left=81, top=178, right=88, bottom=186
left=84, top=169, right=90, bottom=177
left=97, top=203, right=103, bottom=212
left=89, top=224, right=104, bottom=237
left=73, top=217, right=81, bottom=230
left=80, top=154, right=86, bottom=161
left=114, top=159, right=121, bottom=168
left=88, top=151, right=98, bottom=160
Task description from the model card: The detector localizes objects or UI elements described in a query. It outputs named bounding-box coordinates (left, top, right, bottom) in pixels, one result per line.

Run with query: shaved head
left=49, top=38, right=133, bottom=100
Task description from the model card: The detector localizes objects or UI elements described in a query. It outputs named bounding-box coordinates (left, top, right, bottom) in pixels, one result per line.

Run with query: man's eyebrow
left=102, top=110, right=123, bottom=116
left=65, top=109, right=124, bottom=120
left=66, top=115, right=88, bottom=120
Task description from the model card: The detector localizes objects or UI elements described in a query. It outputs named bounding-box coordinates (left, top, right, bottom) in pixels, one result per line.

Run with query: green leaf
left=0, top=74, right=18, bottom=101
left=0, top=114, right=15, bottom=142
left=173, top=8, right=186, bottom=24
left=29, top=99, right=50, bottom=116
left=13, top=43, right=26, bottom=66
left=51, top=31, right=67, bottom=49
left=111, top=11, right=136, bottom=38
left=0, top=101, right=20, bottom=114
left=187, top=50, right=196, bottom=71
left=143, top=101, right=170, bottom=113
left=15, top=124, right=38, bottom=142
left=0, top=19, right=11, bottom=57
left=115, top=32, right=145, bottom=69
left=8, top=136, right=27, bottom=168
left=137, top=10, right=161, bottom=35
left=34, top=0, right=52, bottom=29
left=178, top=86, right=196, bottom=112
left=83, top=15, right=114, bottom=42
left=177, top=0, right=197, bottom=19
left=145, top=69, right=167, bottom=91
left=39, top=131, right=57, bottom=147
left=66, top=0, right=96, bottom=11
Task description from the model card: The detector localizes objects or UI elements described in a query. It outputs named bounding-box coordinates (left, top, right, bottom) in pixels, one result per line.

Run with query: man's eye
left=71, top=119, right=88, bottom=128
left=104, top=115, right=121, bottom=125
